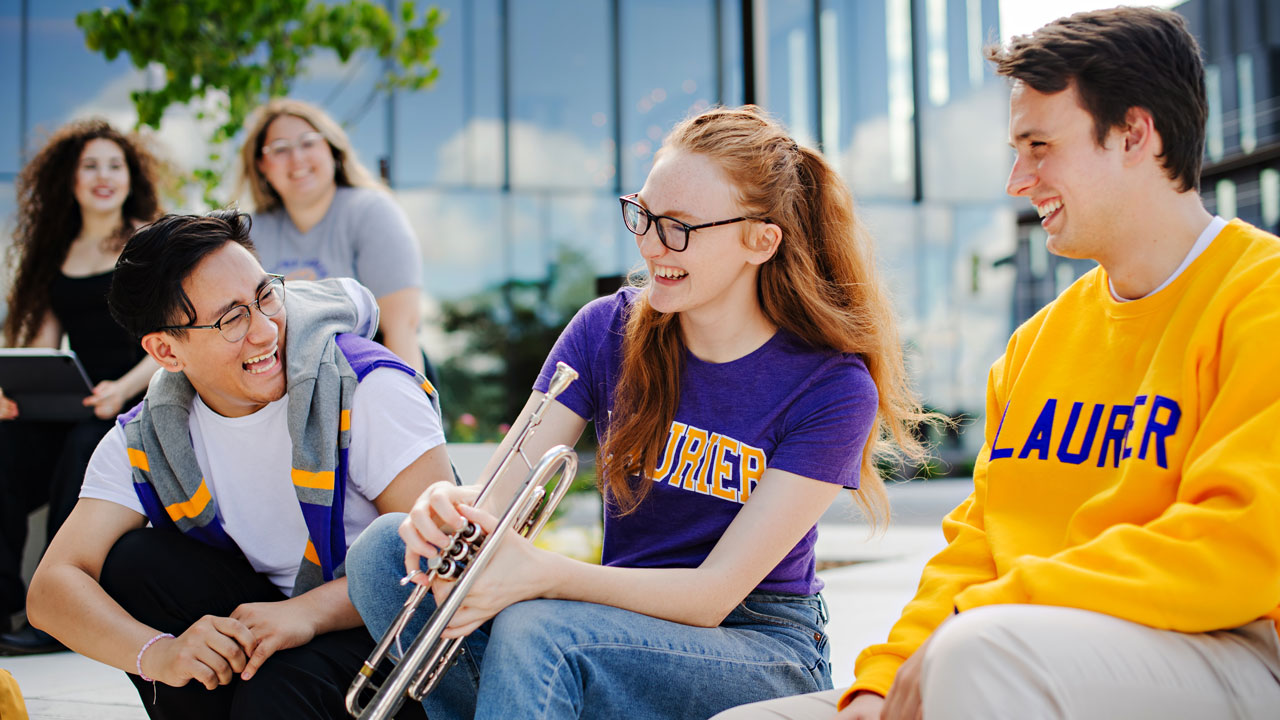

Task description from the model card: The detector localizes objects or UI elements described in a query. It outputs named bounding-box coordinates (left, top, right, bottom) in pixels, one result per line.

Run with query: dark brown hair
left=985, top=6, right=1207, bottom=192
left=600, top=106, right=933, bottom=527
left=5, top=119, right=162, bottom=346
left=109, top=211, right=257, bottom=341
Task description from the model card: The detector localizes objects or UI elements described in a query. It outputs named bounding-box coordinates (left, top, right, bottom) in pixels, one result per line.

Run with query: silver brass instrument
left=346, top=361, right=580, bottom=719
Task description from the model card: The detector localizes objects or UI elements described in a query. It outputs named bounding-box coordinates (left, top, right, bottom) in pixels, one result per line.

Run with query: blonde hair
left=599, top=106, right=933, bottom=528
left=237, top=98, right=384, bottom=212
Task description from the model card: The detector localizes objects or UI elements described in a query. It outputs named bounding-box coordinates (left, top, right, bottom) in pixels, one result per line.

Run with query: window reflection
left=762, top=0, right=816, bottom=147
left=1, top=10, right=18, bottom=174
left=395, top=0, right=468, bottom=186
left=509, top=1, right=614, bottom=189
left=25, top=0, right=138, bottom=158
left=619, top=0, right=716, bottom=190
left=819, top=0, right=914, bottom=198
left=395, top=0, right=504, bottom=188
left=399, top=189, right=507, bottom=300
left=926, top=0, right=949, bottom=106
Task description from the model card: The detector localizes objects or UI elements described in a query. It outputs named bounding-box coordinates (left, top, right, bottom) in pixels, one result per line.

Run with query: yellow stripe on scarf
left=304, top=540, right=320, bottom=565
left=164, top=479, right=212, bottom=522
left=340, top=409, right=351, bottom=432
left=126, top=448, right=150, bottom=472
left=292, top=468, right=335, bottom=491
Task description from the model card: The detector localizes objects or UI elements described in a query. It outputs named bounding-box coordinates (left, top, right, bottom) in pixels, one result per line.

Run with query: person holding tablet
left=0, top=119, right=162, bottom=654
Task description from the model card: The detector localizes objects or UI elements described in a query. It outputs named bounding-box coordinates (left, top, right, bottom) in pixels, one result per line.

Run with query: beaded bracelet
left=136, top=632, right=173, bottom=683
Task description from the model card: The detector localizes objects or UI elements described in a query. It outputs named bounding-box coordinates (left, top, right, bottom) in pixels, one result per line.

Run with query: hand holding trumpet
left=399, top=486, right=553, bottom=639
left=347, top=362, right=580, bottom=719
left=397, top=483, right=480, bottom=583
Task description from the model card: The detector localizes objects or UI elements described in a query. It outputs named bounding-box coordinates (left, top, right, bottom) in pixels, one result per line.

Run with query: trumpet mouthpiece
left=546, top=362, right=579, bottom=400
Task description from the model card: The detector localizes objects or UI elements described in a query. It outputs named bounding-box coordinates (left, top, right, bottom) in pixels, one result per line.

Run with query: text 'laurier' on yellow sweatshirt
left=845, top=219, right=1280, bottom=703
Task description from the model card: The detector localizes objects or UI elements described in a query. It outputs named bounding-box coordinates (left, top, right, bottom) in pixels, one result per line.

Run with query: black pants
left=99, top=528, right=425, bottom=720
left=0, top=417, right=112, bottom=616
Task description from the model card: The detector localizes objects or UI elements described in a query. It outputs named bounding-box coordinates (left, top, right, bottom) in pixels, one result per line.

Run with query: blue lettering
left=1138, top=395, right=1181, bottom=469
left=1122, top=395, right=1147, bottom=460
left=1056, top=402, right=1105, bottom=465
left=1097, top=404, right=1134, bottom=468
left=1018, top=399, right=1057, bottom=460
left=989, top=401, right=1015, bottom=460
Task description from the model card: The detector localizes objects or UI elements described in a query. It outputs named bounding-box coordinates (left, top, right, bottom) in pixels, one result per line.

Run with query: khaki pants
left=714, top=605, right=1280, bottom=719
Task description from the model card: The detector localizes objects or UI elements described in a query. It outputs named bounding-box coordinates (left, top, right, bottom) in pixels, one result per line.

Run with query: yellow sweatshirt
left=846, top=219, right=1280, bottom=703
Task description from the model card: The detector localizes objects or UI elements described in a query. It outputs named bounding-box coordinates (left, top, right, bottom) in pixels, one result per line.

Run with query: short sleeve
left=532, top=291, right=629, bottom=422
left=347, top=367, right=446, bottom=501
left=350, top=190, right=423, bottom=298
left=79, top=424, right=147, bottom=515
left=766, top=358, right=878, bottom=488
left=336, top=277, right=380, bottom=338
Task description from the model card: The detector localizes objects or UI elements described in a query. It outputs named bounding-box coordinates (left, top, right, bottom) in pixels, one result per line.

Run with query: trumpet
left=346, top=361, right=581, bottom=720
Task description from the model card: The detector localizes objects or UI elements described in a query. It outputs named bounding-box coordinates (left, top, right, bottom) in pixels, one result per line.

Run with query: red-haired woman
left=347, top=105, right=930, bottom=718
left=0, top=119, right=161, bottom=654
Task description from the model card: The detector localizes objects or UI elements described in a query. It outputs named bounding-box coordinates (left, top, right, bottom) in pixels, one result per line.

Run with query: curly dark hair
left=4, top=118, right=162, bottom=346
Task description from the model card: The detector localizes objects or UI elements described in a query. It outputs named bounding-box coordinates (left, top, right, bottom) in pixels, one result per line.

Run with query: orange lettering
left=710, top=438, right=741, bottom=502
left=739, top=445, right=766, bottom=503
left=651, top=422, right=687, bottom=481
left=671, top=426, right=709, bottom=490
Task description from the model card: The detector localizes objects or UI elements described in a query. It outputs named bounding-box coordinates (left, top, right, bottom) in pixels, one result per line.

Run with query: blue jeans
left=347, top=514, right=832, bottom=720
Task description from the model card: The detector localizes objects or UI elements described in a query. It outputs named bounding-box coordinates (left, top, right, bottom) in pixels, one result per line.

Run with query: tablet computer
left=0, top=349, right=96, bottom=422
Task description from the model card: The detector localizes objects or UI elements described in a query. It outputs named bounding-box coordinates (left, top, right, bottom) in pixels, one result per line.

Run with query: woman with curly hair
left=0, top=119, right=162, bottom=654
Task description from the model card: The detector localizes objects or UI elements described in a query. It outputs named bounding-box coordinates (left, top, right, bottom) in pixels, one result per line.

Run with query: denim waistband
left=741, top=590, right=830, bottom=624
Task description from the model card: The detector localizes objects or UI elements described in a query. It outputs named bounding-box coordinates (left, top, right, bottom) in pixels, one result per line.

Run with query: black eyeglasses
left=157, top=275, right=286, bottom=343
left=619, top=193, right=772, bottom=252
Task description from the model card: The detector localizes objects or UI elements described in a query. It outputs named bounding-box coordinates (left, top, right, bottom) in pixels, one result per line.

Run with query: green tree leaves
left=77, top=0, right=442, bottom=205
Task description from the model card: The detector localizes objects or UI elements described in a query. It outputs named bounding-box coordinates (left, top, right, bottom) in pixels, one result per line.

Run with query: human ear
left=1120, top=106, right=1159, bottom=162
left=746, top=222, right=783, bottom=265
left=141, top=332, right=185, bottom=373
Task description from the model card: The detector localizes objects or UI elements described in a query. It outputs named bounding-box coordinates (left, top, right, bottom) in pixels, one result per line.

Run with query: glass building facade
left=1179, top=0, right=1280, bottom=231
left=2, top=0, right=1029, bottom=463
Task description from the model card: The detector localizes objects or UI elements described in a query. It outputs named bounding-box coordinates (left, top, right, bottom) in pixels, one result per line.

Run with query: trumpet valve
left=428, top=556, right=464, bottom=581
left=458, top=521, right=484, bottom=543
left=445, top=538, right=471, bottom=560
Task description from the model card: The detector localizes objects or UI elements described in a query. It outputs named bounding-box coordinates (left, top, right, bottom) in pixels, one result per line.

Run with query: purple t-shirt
left=534, top=287, right=877, bottom=595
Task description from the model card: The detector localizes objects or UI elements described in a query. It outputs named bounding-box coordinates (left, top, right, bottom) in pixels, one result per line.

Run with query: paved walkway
left=3, top=478, right=970, bottom=718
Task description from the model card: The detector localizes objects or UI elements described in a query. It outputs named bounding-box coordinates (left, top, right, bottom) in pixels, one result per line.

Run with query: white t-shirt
left=1110, top=216, right=1227, bottom=301
left=81, top=367, right=444, bottom=595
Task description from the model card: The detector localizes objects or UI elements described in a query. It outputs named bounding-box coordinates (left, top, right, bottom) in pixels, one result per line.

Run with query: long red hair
left=599, top=106, right=931, bottom=527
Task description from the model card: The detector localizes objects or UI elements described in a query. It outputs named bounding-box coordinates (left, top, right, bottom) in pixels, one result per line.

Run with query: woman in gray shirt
left=238, top=98, right=425, bottom=374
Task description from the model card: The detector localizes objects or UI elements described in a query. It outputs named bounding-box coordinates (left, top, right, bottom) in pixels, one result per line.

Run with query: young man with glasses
left=26, top=211, right=450, bottom=720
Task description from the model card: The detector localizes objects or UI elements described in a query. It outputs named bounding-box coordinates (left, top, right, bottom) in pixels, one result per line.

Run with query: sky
left=999, top=0, right=1184, bottom=41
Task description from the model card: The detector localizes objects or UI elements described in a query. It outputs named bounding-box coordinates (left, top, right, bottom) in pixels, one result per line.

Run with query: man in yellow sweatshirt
left=715, top=7, right=1280, bottom=720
